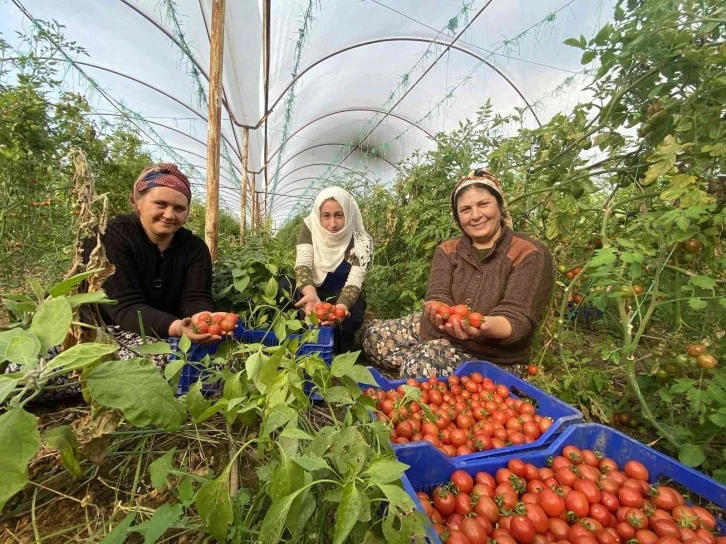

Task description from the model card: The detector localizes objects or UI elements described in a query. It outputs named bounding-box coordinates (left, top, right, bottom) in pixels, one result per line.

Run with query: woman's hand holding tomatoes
left=313, top=302, right=350, bottom=326
left=294, top=285, right=321, bottom=317
left=445, top=312, right=491, bottom=340
left=171, top=310, right=238, bottom=345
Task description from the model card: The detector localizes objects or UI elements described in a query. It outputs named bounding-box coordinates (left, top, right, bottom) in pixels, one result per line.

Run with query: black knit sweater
left=84, top=214, right=215, bottom=338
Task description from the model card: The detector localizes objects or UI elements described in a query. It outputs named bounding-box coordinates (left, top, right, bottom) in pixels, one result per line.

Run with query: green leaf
left=178, top=334, right=191, bottom=354
left=593, top=22, right=612, bottom=45
left=263, top=405, right=297, bottom=436
left=324, top=386, right=354, bottom=405
left=273, top=317, right=287, bottom=343
left=0, top=408, right=41, bottom=510
left=87, top=359, right=185, bottom=431
left=334, top=483, right=362, bottom=544
left=259, top=492, right=299, bottom=544
left=713, top=468, right=726, bottom=484
left=66, top=292, right=115, bottom=307
left=246, top=347, right=284, bottom=394
left=2, top=298, right=34, bottom=318
left=678, top=444, right=705, bottom=467
left=279, top=428, right=314, bottom=440
left=46, top=343, right=117, bottom=372
left=366, top=458, right=409, bottom=485
left=690, top=275, right=716, bottom=290
left=233, top=275, right=250, bottom=294
left=671, top=379, right=696, bottom=394
left=30, top=296, right=72, bottom=353
left=131, top=503, right=183, bottom=544
left=581, top=50, right=597, bottom=64
left=163, top=359, right=184, bottom=381
left=331, top=351, right=360, bottom=377
left=0, top=378, right=19, bottom=405
left=688, top=298, right=708, bottom=311
left=563, top=37, right=585, bottom=49
left=644, top=135, right=680, bottom=185
left=264, top=277, right=278, bottom=299
left=149, top=449, right=176, bottom=491
left=194, top=399, right=228, bottom=424
left=1, top=329, right=41, bottom=366
left=196, top=467, right=233, bottom=542
left=43, top=425, right=82, bottom=479
left=343, top=364, right=378, bottom=386
left=271, top=446, right=305, bottom=500
left=27, top=278, right=45, bottom=302
left=48, top=268, right=105, bottom=297
left=133, top=342, right=173, bottom=355
left=589, top=247, right=618, bottom=268
left=185, top=381, right=210, bottom=419
left=378, top=483, right=415, bottom=510
left=292, top=454, right=330, bottom=472
left=100, top=513, right=136, bottom=544
left=709, top=409, right=726, bottom=428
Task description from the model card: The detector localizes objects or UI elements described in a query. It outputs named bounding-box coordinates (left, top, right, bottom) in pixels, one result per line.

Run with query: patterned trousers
left=4, top=325, right=169, bottom=401
left=360, top=313, right=475, bottom=378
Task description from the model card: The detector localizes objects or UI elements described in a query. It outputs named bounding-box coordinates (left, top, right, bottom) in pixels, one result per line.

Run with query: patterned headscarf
left=451, top=168, right=513, bottom=229
left=132, top=163, right=192, bottom=203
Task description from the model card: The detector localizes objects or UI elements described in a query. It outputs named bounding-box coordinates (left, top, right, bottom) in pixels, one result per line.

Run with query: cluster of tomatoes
left=192, top=312, right=239, bottom=336
left=428, top=302, right=485, bottom=328
left=363, top=373, right=553, bottom=457
left=683, top=343, right=718, bottom=370
left=417, top=447, right=724, bottom=544
left=561, top=266, right=583, bottom=281
left=314, top=302, right=346, bottom=322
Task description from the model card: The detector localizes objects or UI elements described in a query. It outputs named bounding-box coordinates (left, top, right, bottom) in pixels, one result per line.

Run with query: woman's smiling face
left=456, top=186, right=502, bottom=246
left=320, top=198, right=346, bottom=233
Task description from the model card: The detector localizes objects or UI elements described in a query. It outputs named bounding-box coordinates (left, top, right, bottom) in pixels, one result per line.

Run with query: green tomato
left=628, top=419, right=639, bottom=429
left=558, top=265, right=567, bottom=273
left=681, top=253, right=696, bottom=264
left=688, top=357, right=699, bottom=368
left=663, top=363, right=678, bottom=376
left=655, top=370, right=669, bottom=380
left=675, top=354, right=689, bottom=365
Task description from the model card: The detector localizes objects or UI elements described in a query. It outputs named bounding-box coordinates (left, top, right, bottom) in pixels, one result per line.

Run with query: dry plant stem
left=30, top=487, right=40, bottom=543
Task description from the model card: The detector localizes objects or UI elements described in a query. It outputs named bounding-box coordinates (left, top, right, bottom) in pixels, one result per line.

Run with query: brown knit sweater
left=421, top=227, right=555, bottom=365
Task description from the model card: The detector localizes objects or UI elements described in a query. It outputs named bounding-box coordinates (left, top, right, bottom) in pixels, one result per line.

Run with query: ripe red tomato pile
left=428, top=302, right=485, bottom=328
left=416, top=448, right=725, bottom=544
left=363, top=373, right=554, bottom=457
left=314, top=302, right=346, bottom=323
left=193, top=312, right=239, bottom=336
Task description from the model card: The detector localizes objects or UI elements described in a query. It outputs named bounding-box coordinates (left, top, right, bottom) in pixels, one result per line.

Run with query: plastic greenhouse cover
left=1, top=0, right=617, bottom=227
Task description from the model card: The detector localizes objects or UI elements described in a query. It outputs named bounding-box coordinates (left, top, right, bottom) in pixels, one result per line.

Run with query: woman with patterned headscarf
left=6, top=164, right=219, bottom=399
left=292, top=186, right=373, bottom=352
left=361, top=169, right=555, bottom=377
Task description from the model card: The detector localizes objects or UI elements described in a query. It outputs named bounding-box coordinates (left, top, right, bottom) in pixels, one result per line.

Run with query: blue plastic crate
left=368, top=361, right=582, bottom=464
left=404, top=423, right=726, bottom=544
left=566, top=301, right=603, bottom=322
left=169, top=324, right=333, bottom=396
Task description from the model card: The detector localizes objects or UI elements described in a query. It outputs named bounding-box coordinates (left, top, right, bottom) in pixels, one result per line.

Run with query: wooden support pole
left=240, top=127, right=249, bottom=240
left=204, top=0, right=226, bottom=260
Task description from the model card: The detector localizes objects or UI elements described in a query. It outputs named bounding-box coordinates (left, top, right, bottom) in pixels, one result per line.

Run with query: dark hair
left=451, top=182, right=504, bottom=226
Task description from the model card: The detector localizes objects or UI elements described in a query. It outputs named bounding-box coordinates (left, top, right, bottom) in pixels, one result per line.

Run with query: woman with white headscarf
left=293, top=186, right=373, bottom=352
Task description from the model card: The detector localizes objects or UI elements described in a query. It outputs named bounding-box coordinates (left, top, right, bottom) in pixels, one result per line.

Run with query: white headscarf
left=303, top=187, right=373, bottom=285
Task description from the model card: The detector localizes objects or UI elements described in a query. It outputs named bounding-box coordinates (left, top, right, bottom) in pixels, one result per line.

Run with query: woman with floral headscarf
left=361, top=169, right=554, bottom=377
left=292, top=186, right=373, bottom=352
left=5, top=164, right=218, bottom=399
